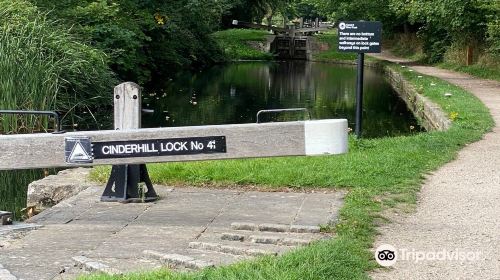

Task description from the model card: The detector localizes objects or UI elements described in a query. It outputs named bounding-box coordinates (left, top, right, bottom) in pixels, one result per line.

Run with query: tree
left=223, top=0, right=293, bottom=25
left=29, top=0, right=234, bottom=85
left=391, top=0, right=491, bottom=62
left=483, top=0, right=500, bottom=54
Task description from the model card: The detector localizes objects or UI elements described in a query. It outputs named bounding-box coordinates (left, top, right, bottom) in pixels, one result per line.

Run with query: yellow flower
left=154, top=13, right=166, bottom=25
left=449, top=111, right=459, bottom=121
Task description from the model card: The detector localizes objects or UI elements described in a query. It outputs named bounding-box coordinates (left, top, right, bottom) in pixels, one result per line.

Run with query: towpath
left=370, top=51, right=500, bottom=279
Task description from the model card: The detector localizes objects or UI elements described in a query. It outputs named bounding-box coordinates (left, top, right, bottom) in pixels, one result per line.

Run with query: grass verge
left=211, top=29, right=273, bottom=61
left=87, top=60, right=493, bottom=279
left=438, top=62, right=500, bottom=82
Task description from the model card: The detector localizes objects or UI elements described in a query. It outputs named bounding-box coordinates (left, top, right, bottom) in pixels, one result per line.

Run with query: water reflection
left=143, top=61, right=420, bottom=138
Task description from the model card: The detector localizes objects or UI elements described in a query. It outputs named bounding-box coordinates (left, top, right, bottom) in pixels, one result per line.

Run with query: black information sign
left=337, top=21, right=382, bottom=53
left=92, top=136, right=227, bottom=159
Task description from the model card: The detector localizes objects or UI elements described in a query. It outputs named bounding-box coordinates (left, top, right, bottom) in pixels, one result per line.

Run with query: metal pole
left=355, top=53, right=365, bottom=138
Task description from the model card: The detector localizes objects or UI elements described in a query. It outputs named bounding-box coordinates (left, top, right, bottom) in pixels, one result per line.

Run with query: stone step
left=0, top=222, right=42, bottom=235
left=221, top=232, right=313, bottom=246
left=184, top=248, right=247, bottom=265
left=220, top=232, right=246, bottom=241
left=251, top=235, right=313, bottom=246
left=143, top=250, right=214, bottom=270
left=83, top=255, right=163, bottom=274
left=143, top=249, right=243, bottom=269
left=230, top=222, right=320, bottom=233
left=188, top=242, right=278, bottom=257
left=72, top=256, right=122, bottom=275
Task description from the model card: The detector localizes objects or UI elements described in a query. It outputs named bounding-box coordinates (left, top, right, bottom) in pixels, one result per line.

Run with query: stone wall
left=385, top=67, right=451, bottom=131
left=245, top=35, right=274, bottom=53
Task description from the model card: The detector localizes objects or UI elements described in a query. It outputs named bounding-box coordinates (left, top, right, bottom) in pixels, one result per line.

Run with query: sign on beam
left=0, top=119, right=348, bottom=170
left=92, top=136, right=227, bottom=160
left=337, top=21, right=382, bottom=53
left=65, top=136, right=93, bottom=164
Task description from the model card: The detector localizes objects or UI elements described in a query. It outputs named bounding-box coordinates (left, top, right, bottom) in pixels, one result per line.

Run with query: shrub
left=30, top=0, right=228, bottom=85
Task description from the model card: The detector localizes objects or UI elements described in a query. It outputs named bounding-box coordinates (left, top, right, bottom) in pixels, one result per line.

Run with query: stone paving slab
left=0, top=184, right=344, bottom=279
left=293, top=192, right=345, bottom=225
left=210, top=192, right=305, bottom=226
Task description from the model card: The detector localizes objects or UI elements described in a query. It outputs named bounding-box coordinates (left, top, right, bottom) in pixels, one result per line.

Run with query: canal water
left=143, top=61, right=420, bottom=138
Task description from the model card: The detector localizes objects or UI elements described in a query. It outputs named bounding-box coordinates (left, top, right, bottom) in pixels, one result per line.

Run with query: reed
left=0, top=170, right=47, bottom=220
left=0, top=0, right=115, bottom=217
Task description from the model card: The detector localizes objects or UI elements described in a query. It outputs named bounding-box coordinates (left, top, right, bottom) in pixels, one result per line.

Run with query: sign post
left=101, top=82, right=158, bottom=203
left=337, top=21, right=382, bottom=138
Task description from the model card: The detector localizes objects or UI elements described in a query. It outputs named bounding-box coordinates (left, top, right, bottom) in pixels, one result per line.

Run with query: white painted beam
left=305, top=119, right=348, bottom=155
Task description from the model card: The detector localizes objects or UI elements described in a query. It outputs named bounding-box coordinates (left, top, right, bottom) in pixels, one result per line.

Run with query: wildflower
left=154, top=13, right=166, bottom=25
left=449, top=112, right=459, bottom=121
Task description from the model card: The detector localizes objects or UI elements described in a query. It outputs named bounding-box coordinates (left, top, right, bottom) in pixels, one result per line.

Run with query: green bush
left=484, top=1, right=500, bottom=54
left=30, top=0, right=228, bottom=85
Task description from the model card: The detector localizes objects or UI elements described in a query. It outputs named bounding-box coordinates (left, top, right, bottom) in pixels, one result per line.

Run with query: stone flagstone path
left=0, top=184, right=344, bottom=279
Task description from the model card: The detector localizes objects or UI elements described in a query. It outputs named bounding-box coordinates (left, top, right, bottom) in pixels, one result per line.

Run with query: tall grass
left=0, top=23, right=60, bottom=132
left=0, top=170, right=47, bottom=220
left=0, top=0, right=116, bottom=131
left=0, top=0, right=116, bottom=217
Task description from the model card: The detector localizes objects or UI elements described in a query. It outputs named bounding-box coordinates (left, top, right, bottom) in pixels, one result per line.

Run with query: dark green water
left=143, top=61, right=420, bottom=138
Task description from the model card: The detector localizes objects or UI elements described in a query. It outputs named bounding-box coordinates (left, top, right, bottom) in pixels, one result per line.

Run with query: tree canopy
left=306, top=0, right=499, bottom=61
left=15, top=0, right=499, bottom=84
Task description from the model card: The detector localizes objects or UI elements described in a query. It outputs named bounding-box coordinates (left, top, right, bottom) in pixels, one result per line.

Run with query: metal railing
left=0, top=110, right=62, bottom=132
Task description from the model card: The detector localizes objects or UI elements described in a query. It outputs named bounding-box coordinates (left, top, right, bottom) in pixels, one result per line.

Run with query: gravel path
left=369, top=52, right=500, bottom=279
